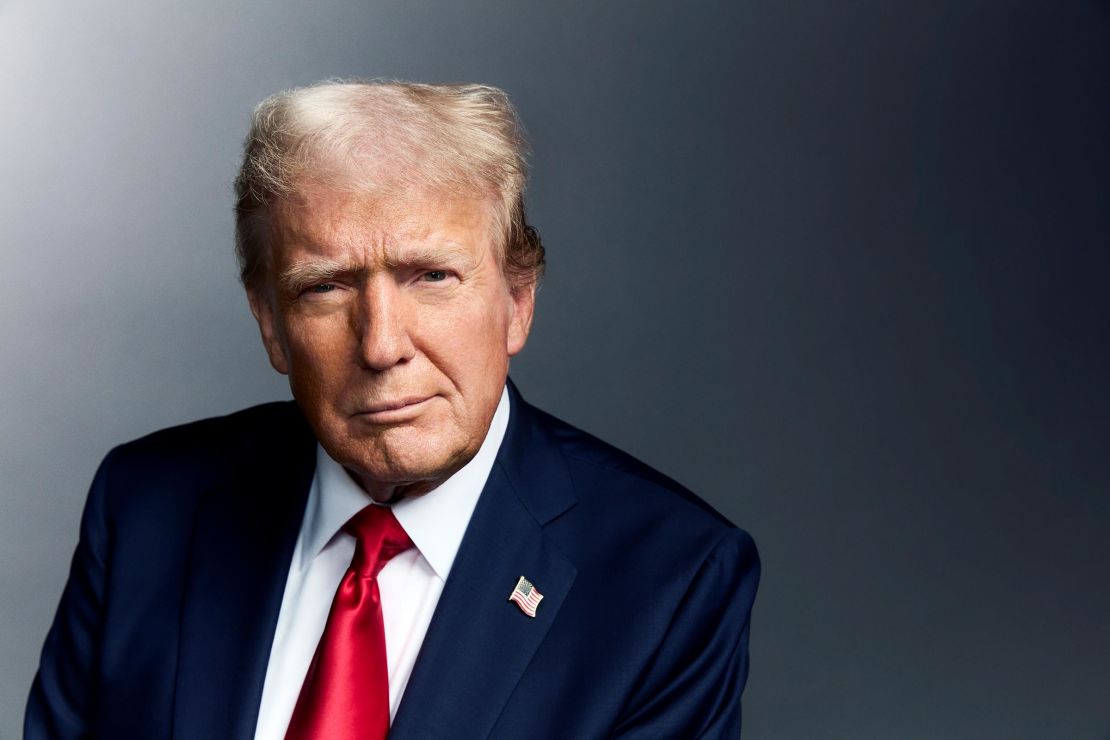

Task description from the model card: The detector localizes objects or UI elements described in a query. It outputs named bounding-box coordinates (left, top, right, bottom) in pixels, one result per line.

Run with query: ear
left=247, top=288, right=290, bottom=375
left=506, top=281, right=536, bottom=357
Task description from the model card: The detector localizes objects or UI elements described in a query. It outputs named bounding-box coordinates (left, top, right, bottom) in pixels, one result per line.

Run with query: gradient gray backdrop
left=3, top=1, right=1108, bottom=737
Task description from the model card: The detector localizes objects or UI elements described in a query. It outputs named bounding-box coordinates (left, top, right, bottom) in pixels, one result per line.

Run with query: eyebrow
left=278, top=247, right=476, bottom=294
left=278, top=259, right=357, bottom=294
left=382, top=246, right=474, bottom=271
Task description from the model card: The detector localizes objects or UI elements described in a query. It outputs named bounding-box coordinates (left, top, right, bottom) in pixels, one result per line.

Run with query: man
left=27, top=80, right=760, bottom=739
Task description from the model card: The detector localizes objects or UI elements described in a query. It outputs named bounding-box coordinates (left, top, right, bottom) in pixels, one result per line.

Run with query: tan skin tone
left=248, top=185, right=535, bottom=502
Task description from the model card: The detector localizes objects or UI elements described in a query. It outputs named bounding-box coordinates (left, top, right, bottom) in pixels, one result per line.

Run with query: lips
left=351, top=395, right=436, bottom=422
left=360, top=396, right=430, bottom=413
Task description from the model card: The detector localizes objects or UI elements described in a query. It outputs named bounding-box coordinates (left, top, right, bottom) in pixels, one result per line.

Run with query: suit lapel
left=390, top=384, right=578, bottom=740
left=172, top=408, right=316, bottom=740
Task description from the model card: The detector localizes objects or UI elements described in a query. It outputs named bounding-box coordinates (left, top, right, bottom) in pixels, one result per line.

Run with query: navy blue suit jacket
left=27, top=383, right=760, bottom=739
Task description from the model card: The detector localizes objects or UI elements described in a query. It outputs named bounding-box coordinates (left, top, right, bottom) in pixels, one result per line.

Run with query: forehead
left=270, top=184, right=497, bottom=260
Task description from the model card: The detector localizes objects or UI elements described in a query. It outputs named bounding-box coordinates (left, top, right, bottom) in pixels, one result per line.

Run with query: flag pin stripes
left=508, top=575, right=544, bottom=618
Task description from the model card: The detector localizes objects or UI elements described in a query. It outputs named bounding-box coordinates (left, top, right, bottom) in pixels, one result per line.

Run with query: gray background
left=2, top=0, right=1107, bottom=737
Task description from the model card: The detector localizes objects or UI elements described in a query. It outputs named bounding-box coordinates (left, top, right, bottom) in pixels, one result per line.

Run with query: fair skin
left=248, top=183, right=535, bottom=502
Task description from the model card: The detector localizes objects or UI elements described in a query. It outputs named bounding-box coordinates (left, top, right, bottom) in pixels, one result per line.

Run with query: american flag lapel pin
left=508, top=575, right=544, bottom=618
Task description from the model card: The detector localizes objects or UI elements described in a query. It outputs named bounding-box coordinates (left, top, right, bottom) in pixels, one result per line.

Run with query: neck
left=343, top=467, right=454, bottom=504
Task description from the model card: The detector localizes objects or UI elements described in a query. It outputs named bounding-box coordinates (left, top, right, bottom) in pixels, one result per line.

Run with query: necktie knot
left=344, top=504, right=413, bottom=579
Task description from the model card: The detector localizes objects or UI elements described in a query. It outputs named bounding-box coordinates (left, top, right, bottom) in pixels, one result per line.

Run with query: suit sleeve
left=612, top=528, right=761, bottom=739
left=25, top=449, right=116, bottom=740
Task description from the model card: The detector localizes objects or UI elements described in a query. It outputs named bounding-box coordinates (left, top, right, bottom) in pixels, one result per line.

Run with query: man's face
left=249, top=184, right=534, bottom=499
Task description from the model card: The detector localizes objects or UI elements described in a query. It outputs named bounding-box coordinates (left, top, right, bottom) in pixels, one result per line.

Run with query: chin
left=330, top=423, right=475, bottom=487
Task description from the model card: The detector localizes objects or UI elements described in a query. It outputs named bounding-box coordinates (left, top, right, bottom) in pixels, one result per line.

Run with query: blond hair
left=234, top=80, right=544, bottom=293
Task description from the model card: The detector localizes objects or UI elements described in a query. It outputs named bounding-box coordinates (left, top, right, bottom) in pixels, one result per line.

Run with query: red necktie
left=285, top=505, right=413, bottom=740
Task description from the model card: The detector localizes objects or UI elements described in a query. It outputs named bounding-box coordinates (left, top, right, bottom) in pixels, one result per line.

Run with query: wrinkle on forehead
left=269, top=185, right=496, bottom=279
left=275, top=180, right=494, bottom=239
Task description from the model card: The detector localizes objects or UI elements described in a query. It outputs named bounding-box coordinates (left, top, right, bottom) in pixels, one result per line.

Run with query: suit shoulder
left=528, top=403, right=740, bottom=537
left=113, top=401, right=308, bottom=463
left=98, top=402, right=311, bottom=510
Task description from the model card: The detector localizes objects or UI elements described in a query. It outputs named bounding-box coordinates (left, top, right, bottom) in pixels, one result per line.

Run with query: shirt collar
left=299, top=386, right=511, bottom=581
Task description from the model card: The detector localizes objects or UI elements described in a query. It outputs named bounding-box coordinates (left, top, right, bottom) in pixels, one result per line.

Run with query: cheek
left=447, top=300, right=510, bottom=355
left=284, top=320, right=354, bottom=395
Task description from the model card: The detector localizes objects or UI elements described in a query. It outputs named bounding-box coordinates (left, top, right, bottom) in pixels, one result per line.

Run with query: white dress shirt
left=253, top=387, right=510, bottom=740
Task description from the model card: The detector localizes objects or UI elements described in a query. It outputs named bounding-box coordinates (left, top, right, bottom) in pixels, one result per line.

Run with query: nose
left=353, top=278, right=417, bottom=371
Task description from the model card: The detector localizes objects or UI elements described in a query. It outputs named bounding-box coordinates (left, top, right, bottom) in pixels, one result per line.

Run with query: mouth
left=352, top=395, right=436, bottom=423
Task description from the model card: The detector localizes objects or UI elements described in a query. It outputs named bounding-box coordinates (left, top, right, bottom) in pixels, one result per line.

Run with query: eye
left=307, top=283, right=337, bottom=294
left=422, top=270, right=449, bottom=282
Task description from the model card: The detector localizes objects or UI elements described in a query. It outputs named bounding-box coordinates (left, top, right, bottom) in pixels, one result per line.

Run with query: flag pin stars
left=508, top=575, right=544, bottom=618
